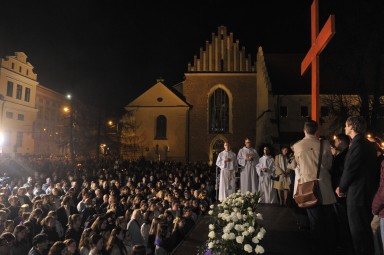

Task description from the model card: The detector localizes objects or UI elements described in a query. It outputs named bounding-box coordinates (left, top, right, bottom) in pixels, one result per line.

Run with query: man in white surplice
left=237, top=138, right=260, bottom=194
left=216, top=142, right=238, bottom=202
left=256, top=147, right=277, bottom=203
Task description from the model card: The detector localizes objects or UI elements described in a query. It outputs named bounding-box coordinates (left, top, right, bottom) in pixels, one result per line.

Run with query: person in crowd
left=140, top=211, right=152, bottom=255
left=372, top=159, right=384, bottom=254
left=56, top=196, right=78, bottom=233
left=27, top=208, right=44, bottom=238
left=170, top=217, right=185, bottom=250
left=41, top=215, right=60, bottom=246
left=154, top=223, right=170, bottom=255
left=106, top=227, right=128, bottom=255
left=79, top=228, right=94, bottom=255
left=237, top=138, right=260, bottom=194
left=28, top=233, right=49, bottom=255
left=274, top=146, right=294, bottom=207
left=48, top=241, right=68, bottom=255
left=330, top=133, right=353, bottom=254
left=126, top=209, right=144, bottom=247
left=293, top=120, right=336, bottom=255
left=90, top=216, right=110, bottom=243
left=65, top=214, right=83, bottom=245
left=132, top=244, right=146, bottom=255
left=64, top=238, right=78, bottom=255
left=336, top=116, right=377, bottom=255
left=0, top=232, right=15, bottom=255
left=47, top=211, right=65, bottom=240
left=216, top=142, right=238, bottom=202
left=89, top=234, right=103, bottom=255
left=256, top=147, right=277, bottom=203
left=12, top=225, right=30, bottom=255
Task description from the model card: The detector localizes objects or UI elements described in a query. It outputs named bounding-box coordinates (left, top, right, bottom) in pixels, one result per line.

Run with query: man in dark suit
left=56, top=196, right=78, bottom=232
left=336, top=116, right=376, bottom=255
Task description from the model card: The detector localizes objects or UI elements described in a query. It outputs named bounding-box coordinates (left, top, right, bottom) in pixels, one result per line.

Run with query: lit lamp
left=367, top=134, right=372, bottom=138
left=333, top=135, right=337, bottom=140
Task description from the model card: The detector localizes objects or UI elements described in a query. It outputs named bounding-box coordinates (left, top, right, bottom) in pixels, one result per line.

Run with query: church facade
left=123, top=26, right=361, bottom=163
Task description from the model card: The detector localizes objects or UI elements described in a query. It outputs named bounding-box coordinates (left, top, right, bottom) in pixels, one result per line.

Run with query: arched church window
left=209, top=88, right=229, bottom=133
left=155, top=115, right=167, bottom=139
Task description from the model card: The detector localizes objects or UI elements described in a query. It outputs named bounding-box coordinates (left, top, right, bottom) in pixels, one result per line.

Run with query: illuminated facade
left=0, top=52, right=38, bottom=156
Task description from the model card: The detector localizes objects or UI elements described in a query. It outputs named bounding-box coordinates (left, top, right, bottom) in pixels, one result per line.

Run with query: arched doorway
left=209, top=136, right=227, bottom=166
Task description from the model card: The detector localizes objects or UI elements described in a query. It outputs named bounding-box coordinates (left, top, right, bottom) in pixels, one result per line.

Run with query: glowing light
left=0, top=132, right=4, bottom=146
left=367, top=134, right=372, bottom=138
left=333, top=135, right=336, bottom=140
left=63, top=107, right=69, bottom=112
left=108, top=120, right=113, bottom=126
left=66, top=94, right=71, bottom=100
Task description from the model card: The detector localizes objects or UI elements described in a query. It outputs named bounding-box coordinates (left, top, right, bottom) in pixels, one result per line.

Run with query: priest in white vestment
left=256, top=147, right=277, bottom=203
left=237, top=138, right=260, bottom=194
left=216, top=142, right=238, bottom=202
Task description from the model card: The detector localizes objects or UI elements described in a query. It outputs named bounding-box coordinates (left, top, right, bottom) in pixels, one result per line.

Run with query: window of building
left=16, top=85, right=22, bottom=99
left=280, top=106, right=288, bottom=117
left=209, top=88, right=229, bottom=133
left=11, top=63, right=14, bottom=69
left=19, top=66, right=22, bottom=73
left=26, top=69, right=29, bottom=76
left=6, top=81, right=13, bottom=97
left=17, top=114, right=24, bottom=121
left=6, top=112, right=13, bottom=119
left=301, top=106, right=309, bottom=117
left=321, top=106, right=329, bottom=117
left=16, top=132, right=23, bottom=146
left=155, top=115, right=167, bottom=139
left=25, top=87, right=31, bottom=102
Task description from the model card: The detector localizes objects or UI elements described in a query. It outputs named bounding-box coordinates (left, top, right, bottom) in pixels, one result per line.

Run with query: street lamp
left=67, top=94, right=74, bottom=163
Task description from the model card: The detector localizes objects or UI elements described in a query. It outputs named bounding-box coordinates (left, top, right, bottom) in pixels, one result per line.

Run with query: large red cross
left=301, top=0, right=335, bottom=124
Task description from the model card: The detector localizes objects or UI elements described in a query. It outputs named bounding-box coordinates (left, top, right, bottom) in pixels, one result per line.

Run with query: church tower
left=178, top=26, right=273, bottom=164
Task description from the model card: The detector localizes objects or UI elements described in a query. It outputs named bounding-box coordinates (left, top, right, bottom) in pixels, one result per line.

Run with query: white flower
left=208, top=210, right=213, bottom=215
left=248, top=226, right=255, bottom=233
left=228, top=232, right=235, bottom=240
left=247, top=207, right=252, bottom=211
left=222, top=233, right=229, bottom=240
left=255, top=245, right=265, bottom=254
left=252, top=236, right=260, bottom=244
left=244, top=244, right=253, bottom=253
left=208, top=242, right=214, bottom=249
left=210, top=205, right=214, bottom=209
left=208, top=231, right=215, bottom=239
left=242, top=230, right=250, bottom=236
left=209, top=224, right=215, bottom=230
left=235, top=224, right=242, bottom=231
left=257, top=231, right=264, bottom=240
left=236, top=235, right=244, bottom=244
left=226, top=222, right=234, bottom=230
left=256, top=213, right=263, bottom=220
left=260, top=227, right=266, bottom=234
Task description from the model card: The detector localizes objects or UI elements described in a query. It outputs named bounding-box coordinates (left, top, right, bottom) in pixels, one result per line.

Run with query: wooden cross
left=301, top=0, right=335, bottom=124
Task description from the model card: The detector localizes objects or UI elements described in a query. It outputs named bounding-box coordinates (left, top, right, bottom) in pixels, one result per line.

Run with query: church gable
left=187, top=26, right=255, bottom=73
left=127, top=81, right=189, bottom=108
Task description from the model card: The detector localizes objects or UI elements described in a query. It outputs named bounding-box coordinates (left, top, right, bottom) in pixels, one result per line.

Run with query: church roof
left=263, top=53, right=376, bottom=95
left=125, top=80, right=190, bottom=109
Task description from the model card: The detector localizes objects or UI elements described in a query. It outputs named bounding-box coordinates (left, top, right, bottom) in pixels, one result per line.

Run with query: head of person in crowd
left=106, top=227, right=126, bottom=253
left=63, top=238, right=77, bottom=255
left=48, top=241, right=67, bottom=255
left=0, top=232, right=15, bottom=254
left=31, top=233, right=49, bottom=254
left=90, top=216, right=108, bottom=233
left=13, top=224, right=27, bottom=244
left=132, top=244, right=146, bottom=255
left=304, top=120, right=318, bottom=136
left=345, top=116, right=367, bottom=137
left=334, top=133, right=350, bottom=152
left=89, top=234, right=103, bottom=253
left=79, top=228, right=94, bottom=251
left=67, top=214, right=81, bottom=230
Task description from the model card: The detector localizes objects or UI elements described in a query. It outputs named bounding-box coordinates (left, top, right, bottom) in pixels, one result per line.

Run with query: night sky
left=0, top=0, right=354, bottom=114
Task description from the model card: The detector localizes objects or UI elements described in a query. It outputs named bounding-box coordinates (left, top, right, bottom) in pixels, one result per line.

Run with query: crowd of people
left=216, top=116, right=384, bottom=255
left=0, top=157, right=216, bottom=255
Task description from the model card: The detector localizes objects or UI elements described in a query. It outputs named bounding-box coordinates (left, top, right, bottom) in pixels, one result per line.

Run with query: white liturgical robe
left=216, top=150, right=238, bottom=201
left=237, top=146, right=260, bottom=194
left=256, top=155, right=277, bottom=203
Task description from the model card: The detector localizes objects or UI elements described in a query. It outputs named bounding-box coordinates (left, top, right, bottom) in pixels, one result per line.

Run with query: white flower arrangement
left=198, top=190, right=265, bottom=255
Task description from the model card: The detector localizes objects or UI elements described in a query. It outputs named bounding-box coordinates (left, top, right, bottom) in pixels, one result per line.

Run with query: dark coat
left=56, top=206, right=78, bottom=231
left=372, top=161, right=384, bottom=218
left=339, top=134, right=377, bottom=207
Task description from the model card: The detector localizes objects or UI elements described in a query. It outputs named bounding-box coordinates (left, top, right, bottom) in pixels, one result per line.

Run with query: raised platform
left=172, top=204, right=314, bottom=255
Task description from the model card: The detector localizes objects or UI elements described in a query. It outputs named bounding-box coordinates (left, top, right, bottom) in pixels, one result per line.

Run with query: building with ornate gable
left=123, top=25, right=379, bottom=164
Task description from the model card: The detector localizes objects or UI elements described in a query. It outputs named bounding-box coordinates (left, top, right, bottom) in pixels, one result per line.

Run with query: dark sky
left=0, top=0, right=341, bottom=114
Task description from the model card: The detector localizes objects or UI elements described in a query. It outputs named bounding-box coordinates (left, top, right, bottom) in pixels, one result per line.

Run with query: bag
left=270, top=174, right=280, bottom=181
left=294, top=180, right=320, bottom=208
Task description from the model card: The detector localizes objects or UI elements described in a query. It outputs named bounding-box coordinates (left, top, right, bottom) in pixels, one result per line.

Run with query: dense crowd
left=0, top=156, right=216, bottom=255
